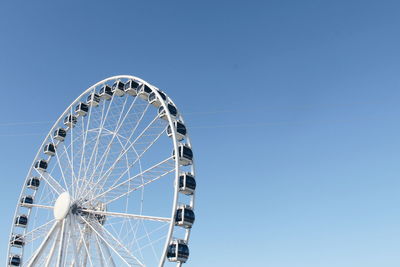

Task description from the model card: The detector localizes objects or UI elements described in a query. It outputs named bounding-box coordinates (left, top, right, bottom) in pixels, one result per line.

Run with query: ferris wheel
left=6, top=75, right=196, bottom=267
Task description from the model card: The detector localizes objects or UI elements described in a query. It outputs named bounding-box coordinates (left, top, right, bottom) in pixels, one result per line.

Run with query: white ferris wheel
left=6, top=75, right=196, bottom=267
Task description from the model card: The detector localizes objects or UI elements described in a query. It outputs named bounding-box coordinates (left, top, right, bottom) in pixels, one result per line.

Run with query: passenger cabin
left=95, top=214, right=106, bottom=225
left=158, top=104, right=178, bottom=121
left=138, top=84, right=152, bottom=100
left=20, top=195, right=34, bottom=207
left=44, top=143, right=56, bottom=156
left=175, top=205, right=195, bottom=228
left=173, top=144, right=193, bottom=166
left=75, top=102, right=89, bottom=116
left=10, top=235, right=25, bottom=248
left=87, top=93, right=101, bottom=107
left=179, top=173, right=196, bottom=195
left=15, top=215, right=28, bottom=228
left=8, top=255, right=21, bottom=267
left=112, top=81, right=125, bottom=96
left=148, top=90, right=167, bottom=107
left=167, top=121, right=187, bottom=141
left=99, top=85, right=113, bottom=100
left=53, top=128, right=67, bottom=141
left=95, top=203, right=107, bottom=225
left=167, top=240, right=189, bottom=263
left=64, top=114, right=77, bottom=128
left=34, top=159, right=48, bottom=172
left=124, top=80, right=141, bottom=96
left=27, top=177, right=40, bottom=190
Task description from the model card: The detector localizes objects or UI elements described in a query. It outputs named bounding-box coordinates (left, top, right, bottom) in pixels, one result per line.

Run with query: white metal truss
left=6, top=75, right=196, bottom=267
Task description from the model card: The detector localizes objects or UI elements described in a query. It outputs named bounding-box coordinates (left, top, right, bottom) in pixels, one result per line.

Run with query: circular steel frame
left=6, top=75, right=196, bottom=267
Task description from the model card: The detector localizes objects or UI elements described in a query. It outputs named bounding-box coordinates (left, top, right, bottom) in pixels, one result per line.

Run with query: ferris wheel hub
left=53, top=192, right=71, bottom=221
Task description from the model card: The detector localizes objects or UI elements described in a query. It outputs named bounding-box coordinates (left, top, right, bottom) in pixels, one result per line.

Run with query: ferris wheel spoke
left=53, top=136, right=83, bottom=195
left=93, top=234, right=106, bottom=267
left=141, top=219, right=161, bottom=262
left=74, top=114, right=88, bottom=198
left=121, top=135, right=146, bottom=252
left=105, top=167, right=175, bottom=205
left=69, top=109, right=77, bottom=199
left=74, top=105, right=105, bottom=199
left=76, top=89, right=96, bottom=184
left=22, top=203, right=53, bottom=210
left=100, top=238, right=117, bottom=267
left=94, top=231, right=119, bottom=267
left=23, top=219, right=56, bottom=244
left=128, top=218, right=144, bottom=259
left=26, top=221, right=60, bottom=267
left=33, top=169, right=64, bottom=196
left=93, top=233, right=117, bottom=267
left=109, top=155, right=174, bottom=203
left=52, top=133, right=87, bottom=196
left=133, top=233, right=168, bottom=255
left=44, top=221, right=63, bottom=267
left=137, top=222, right=170, bottom=246
left=49, top=136, right=69, bottom=191
left=93, top=132, right=140, bottom=196
left=105, top=128, right=164, bottom=188
left=86, top=93, right=134, bottom=185
left=89, top=121, right=169, bottom=199
left=61, top=137, right=97, bottom=198
left=67, top=217, right=81, bottom=267
left=81, top=102, right=151, bottom=198
left=69, top=219, right=87, bottom=267
left=86, top=156, right=174, bottom=204
left=110, top=217, right=165, bottom=264
left=30, top=179, right=54, bottom=209
left=90, top=111, right=159, bottom=185
left=77, top=98, right=108, bottom=199
left=80, top=216, right=145, bottom=267
left=127, top=220, right=172, bottom=262
left=81, top=231, right=94, bottom=267
left=73, top=219, right=94, bottom=267
left=119, top=134, right=146, bottom=243
left=82, top=209, right=171, bottom=223
left=81, top=95, right=115, bottom=194
left=56, top=219, right=68, bottom=267
left=91, top=99, right=147, bottom=177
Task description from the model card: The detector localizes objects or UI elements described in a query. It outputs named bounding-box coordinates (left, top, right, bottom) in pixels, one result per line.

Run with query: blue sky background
left=1, top=0, right=400, bottom=266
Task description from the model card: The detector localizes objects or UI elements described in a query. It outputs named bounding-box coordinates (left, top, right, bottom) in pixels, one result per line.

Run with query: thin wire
left=0, top=112, right=399, bottom=137
left=2, top=98, right=397, bottom=127
left=0, top=121, right=53, bottom=126
left=0, top=133, right=45, bottom=136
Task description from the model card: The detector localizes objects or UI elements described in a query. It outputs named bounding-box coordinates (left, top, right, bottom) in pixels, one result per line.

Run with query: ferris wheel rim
left=7, top=75, right=195, bottom=267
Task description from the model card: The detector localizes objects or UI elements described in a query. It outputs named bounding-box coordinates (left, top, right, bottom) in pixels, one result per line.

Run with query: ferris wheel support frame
left=7, top=75, right=196, bottom=267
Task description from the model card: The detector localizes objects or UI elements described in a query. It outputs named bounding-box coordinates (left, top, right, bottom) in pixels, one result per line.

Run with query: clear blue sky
left=1, top=0, right=400, bottom=266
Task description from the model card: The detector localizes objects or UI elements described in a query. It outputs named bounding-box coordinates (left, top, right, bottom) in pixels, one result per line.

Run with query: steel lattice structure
left=6, top=75, right=196, bottom=267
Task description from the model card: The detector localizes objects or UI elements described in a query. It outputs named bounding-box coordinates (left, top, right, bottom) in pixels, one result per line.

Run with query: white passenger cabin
left=138, top=84, right=152, bottom=100
left=124, top=80, right=141, bottom=96
left=112, top=81, right=125, bottom=96
left=148, top=90, right=167, bottom=107
left=87, top=93, right=101, bottom=107
left=167, top=121, right=187, bottom=141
